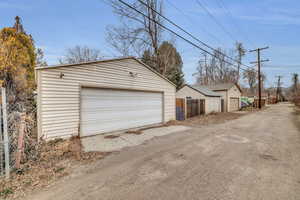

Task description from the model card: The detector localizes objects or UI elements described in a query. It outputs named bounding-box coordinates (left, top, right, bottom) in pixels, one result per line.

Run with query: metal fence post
left=2, top=87, right=10, bottom=179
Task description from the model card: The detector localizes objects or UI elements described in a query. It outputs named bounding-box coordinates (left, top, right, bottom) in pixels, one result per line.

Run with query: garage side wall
left=228, top=85, right=242, bottom=112
left=205, top=97, right=221, bottom=113
left=213, top=90, right=227, bottom=112
left=37, top=59, right=176, bottom=140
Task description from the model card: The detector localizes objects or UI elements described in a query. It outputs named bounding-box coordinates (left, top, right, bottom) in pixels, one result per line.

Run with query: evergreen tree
left=141, top=41, right=185, bottom=88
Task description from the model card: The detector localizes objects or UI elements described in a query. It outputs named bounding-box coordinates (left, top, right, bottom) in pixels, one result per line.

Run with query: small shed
left=36, top=57, right=176, bottom=140
left=204, top=83, right=242, bottom=112
left=176, top=85, right=221, bottom=118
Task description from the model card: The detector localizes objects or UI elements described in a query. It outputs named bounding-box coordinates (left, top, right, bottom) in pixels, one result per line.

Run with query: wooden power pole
left=250, top=47, right=269, bottom=109
left=276, top=75, right=283, bottom=102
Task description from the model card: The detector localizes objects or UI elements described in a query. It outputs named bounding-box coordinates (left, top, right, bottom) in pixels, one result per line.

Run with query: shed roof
left=35, top=57, right=176, bottom=87
left=182, top=85, right=221, bottom=97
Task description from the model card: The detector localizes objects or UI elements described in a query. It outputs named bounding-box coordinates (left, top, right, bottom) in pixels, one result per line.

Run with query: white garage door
left=230, top=97, right=239, bottom=111
left=80, top=88, right=163, bottom=137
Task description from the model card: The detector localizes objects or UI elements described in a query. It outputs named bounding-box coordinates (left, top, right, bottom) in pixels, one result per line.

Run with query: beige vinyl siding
left=213, top=90, right=228, bottom=112
left=176, top=86, right=206, bottom=99
left=227, top=85, right=241, bottom=112
left=213, top=85, right=241, bottom=112
left=37, top=58, right=175, bottom=140
left=205, top=97, right=221, bottom=113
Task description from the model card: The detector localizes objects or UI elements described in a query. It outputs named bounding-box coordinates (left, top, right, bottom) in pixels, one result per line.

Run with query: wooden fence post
left=15, top=113, right=26, bottom=169
left=2, top=87, right=10, bottom=179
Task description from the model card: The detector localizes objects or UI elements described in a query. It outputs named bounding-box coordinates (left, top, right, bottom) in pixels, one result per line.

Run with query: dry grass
left=170, top=112, right=249, bottom=128
left=0, top=137, right=110, bottom=200
left=179, top=108, right=268, bottom=128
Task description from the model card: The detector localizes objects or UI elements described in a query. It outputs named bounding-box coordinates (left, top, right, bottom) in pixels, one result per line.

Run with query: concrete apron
left=81, top=125, right=191, bottom=152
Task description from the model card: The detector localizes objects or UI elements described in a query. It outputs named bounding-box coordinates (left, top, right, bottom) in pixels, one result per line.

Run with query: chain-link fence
left=0, top=87, right=37, bottom=179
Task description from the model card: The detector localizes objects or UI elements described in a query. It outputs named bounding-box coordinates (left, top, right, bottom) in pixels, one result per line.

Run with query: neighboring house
left=36, top=57, right=176, bottom=140
left=176, top=85, right=221, bottom=116
left=201, top=83, right=242, bottom=112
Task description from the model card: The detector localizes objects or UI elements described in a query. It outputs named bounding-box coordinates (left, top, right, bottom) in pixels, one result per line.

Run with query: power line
left=164, top=0, right=225, bottom=47
left=135, top=0, right=254, bottom=71
left=214, top=0, right=255, bottom=48
left=263, top=64, right=300, bottom=68
left=195, top=0, right=237, bottom=43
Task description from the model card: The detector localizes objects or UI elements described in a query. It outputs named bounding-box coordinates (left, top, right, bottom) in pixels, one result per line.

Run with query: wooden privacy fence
left=176, top=98, right=185, bottom=121
left=176, top=98, right=206, bottom=120
left=187, top=99, right=199, bottom=118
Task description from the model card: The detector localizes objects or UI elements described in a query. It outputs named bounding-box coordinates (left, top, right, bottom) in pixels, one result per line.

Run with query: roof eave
left=182, top=84, right=221, bottom=97
left=35, top=56, right=136, bottom=70
left=35, top=56, right=176, bottom=88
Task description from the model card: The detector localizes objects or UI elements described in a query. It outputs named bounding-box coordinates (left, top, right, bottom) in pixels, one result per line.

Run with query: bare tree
left=243, top=68, right=257, bottom=93
left=59, top=46, right=102, bottom=64
left=106, top=0, right=164, bottom=71
left=235, top=42, right=246, bottom=82
left=36, top=48, right=48, bottom=67
left=195, top=48, right=238, bottom=85
left=260, top=73, right=266, bottom=90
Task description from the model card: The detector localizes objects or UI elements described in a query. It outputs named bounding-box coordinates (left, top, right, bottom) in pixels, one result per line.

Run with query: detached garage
left=36, top=57, right=176, bottom=140
left=176, top=85, right=221, bottom=119
left=203, top=83, right=242, bottom=112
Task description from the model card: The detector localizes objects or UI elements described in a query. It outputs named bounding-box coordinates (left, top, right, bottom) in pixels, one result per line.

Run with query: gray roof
left=187, top=85, right=221, bottom=97
left=199, top=83, right=242, bottom=92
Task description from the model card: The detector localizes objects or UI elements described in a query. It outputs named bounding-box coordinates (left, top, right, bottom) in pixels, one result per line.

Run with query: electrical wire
left=195, top=0, right=237, bottom=43
left=164, top=0, right=225, bottom=47
left=214, top=0, right=256, bottom=49
left=135, top=0, right=254, bottom=71
left=100, top=0, right=257, bottom=74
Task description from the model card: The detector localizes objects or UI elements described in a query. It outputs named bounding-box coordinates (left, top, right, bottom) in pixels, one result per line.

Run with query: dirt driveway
left=25, top=103, right=300, bottom=200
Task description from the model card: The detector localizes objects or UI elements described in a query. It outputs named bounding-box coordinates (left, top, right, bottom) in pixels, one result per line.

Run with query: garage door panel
left=81, top=117, right=161, bottom=133
left=80, top=88, right=163, bottom=137
left=81, top=110, right=162, bottom=121
left=230, top=98, right=239, bottom=111
left=81, top=101, right=162, bottom=110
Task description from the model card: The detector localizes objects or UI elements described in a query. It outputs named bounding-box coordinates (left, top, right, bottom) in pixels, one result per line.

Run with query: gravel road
left=25, top=103, right=300, bottom=200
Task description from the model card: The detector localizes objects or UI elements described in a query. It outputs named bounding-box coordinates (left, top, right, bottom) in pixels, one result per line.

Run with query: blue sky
left=1, top=0, right=300, bottom=87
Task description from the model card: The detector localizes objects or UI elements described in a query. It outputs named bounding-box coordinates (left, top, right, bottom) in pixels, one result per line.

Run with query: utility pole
left=276, top=75, right=283, bottom=102
left=250, top=47, right=269, bottom=109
